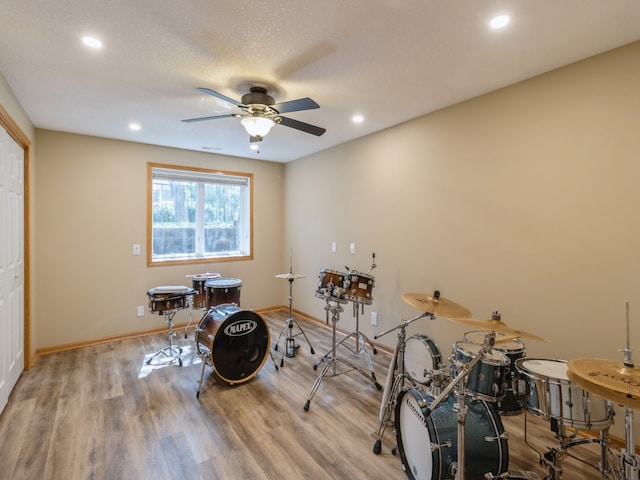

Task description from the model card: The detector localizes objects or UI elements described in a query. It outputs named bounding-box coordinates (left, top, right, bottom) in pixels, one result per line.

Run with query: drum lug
left=430, top=440, right=452, bottom=452
left=484, top=431, right=509, bottom=442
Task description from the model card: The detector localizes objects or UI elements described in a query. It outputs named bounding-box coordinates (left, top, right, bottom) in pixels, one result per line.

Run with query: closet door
left=0, top=125, right=24, bottom=414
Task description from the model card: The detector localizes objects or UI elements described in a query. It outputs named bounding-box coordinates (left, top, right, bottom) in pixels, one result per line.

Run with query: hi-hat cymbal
left=568, top=358, right=640, bottom=409
left=275, top=272, right=306, bottom=279
left=449, top=313, right=550, bottom=342
left=401, top=291, right=472, bottom=319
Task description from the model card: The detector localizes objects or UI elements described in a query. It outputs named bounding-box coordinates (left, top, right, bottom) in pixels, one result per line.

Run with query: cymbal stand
left=372, top=311, right=432, bottom=455
left=621, top=301, right=639, bottom=480
left=147, top=309, right=184, bottom=367
left=274, top=275, right=315, bottom=367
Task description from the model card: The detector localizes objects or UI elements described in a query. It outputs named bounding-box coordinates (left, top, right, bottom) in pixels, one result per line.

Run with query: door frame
left=0, top=104, right=32, bottom=370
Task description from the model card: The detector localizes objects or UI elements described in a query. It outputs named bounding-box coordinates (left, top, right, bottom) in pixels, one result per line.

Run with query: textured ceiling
left=1, top=1, right=639, bottom=162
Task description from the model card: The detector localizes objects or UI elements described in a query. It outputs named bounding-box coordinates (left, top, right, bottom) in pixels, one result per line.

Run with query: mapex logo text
left=224, top=320, right=257, bottom=337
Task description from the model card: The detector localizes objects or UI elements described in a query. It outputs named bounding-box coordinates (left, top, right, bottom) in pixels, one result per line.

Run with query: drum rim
left=515, top=357, right=570, bottom=382
left=205, top=278, right=242, bottom=288
left=454, top=341, right=509, bottom=365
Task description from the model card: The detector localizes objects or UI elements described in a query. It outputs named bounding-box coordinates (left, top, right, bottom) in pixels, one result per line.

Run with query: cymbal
left=568, top=358, right=640, bottom=408
left=401, top=292, right=472, bottom=319
left=275, top=272, right=306, bottom=279
left=449, top=314, right=550, bottom=342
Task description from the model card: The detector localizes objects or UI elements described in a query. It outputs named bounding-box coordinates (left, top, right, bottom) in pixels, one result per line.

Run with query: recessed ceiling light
left=352, top=114, right=364, bottom=124
left=129, top=123, right=141, bottom=131
left=489, top=15, right=510, bottom=29
left=82, top=36, right=103, bottom=49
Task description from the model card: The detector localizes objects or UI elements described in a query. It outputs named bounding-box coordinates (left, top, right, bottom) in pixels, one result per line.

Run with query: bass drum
left=395, top=387, right=509, bottom=480
left=195, top=304, right=270, bottom=385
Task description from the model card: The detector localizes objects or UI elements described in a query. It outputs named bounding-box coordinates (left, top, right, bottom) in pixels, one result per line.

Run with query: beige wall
left=34, top=131, right=285, bottom=347
left=285, top=41, right=640, bottom=438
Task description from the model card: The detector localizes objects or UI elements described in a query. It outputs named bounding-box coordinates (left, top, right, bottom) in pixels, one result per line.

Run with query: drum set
left=374, top=291, right=639, bottom=480
left=146, top=273, right=272, bottom=398
left=304, top=255, right=381, bottom=410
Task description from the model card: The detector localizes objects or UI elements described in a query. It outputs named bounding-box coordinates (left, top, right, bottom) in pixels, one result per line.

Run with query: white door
left=0, top=125, right=24, bottom=414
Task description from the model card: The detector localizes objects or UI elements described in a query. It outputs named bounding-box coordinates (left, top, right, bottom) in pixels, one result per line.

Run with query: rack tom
left=190, top=273, right=221, bottom=309
left=147, top=286, right=195, bottom=314
left=344, top=271, right=374, bottom=304
left=451, top=341, right=509, bottom=402
left=205, top=277, right=242, bottom=309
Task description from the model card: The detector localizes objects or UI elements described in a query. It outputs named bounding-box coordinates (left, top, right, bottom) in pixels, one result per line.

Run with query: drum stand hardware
left=372, top=311, right=433, bottom=455
left=311, top=298, right=382, bottom=390
left=147, top=309, right=184, bottom=367
left=304, top=295, right=382, bottom=411
left=273, top=271, right=315, bottom=367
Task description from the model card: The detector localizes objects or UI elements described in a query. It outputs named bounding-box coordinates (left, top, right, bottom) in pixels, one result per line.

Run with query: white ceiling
left=1, top=1, right=639, bottom=163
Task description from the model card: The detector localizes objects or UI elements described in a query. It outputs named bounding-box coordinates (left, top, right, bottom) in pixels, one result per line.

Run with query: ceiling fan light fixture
left=241, top=115, right=275, bottom=137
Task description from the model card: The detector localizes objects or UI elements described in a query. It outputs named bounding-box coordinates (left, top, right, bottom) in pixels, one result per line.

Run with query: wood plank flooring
left=0, top=308, right=623, bottom=479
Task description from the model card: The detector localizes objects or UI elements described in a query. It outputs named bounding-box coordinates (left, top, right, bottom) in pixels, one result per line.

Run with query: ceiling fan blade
left=196, top=87, right=244, bottom=107
left=181, top=114, right=236, bottom=123
left=279, top=116, right=326, bottom=136
left=273, top=97, right=319, bottom=114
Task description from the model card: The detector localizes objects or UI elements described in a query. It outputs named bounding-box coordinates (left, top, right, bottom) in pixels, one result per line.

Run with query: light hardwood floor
left=0, top=308, right=622, bottom=479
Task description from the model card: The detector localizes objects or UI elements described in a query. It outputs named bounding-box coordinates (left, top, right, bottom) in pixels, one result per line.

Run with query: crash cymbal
left=401, top=291, right=472, bottom=319
left=567, top=358, right=640, bottom=408
left=275, top=272, right=306, bottom=279
left=449, top=312, right=550, bottom=342
left=567, top=368, right=640, bottom=410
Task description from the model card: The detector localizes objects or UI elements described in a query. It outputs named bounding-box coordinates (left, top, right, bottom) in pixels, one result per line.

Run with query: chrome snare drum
left=195, top=303, right=270, bottom=385
left=464, top=331, right=528, bottom=415
left=315, top=269, right=347, bottom=303
left=344, top=271, right=374, bottom=304
left=205, top=277, right=242, bottom=309
left=516, top=358, right=612, bottom=430
left=451, top=341, right=509, bottom=402
left=404, top=335, right=442, bottom=385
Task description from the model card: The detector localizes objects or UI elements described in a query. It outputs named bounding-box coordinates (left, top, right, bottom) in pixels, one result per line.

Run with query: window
left=147, top=163, right=252, bottom=265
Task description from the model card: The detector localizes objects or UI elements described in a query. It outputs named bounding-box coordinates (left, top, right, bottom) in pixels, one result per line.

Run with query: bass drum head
left=395, top=388, right=509, bottom=480
left=211, top=309, right=270, bottom=384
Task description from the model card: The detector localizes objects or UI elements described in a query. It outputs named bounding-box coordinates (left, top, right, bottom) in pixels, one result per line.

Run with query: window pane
left=148, top=164, right=252, bottom=265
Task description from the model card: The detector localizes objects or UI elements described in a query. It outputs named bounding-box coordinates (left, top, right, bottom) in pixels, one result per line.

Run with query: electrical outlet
left=331, top=242, right=337, bottom=253
left=137, top=306, right=145, bottom=317
left=350, top=242, right=356, bottom=254
left=371, top=311, right=378, bottom=326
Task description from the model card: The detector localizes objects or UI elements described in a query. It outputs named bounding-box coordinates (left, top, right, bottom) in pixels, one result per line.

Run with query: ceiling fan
left=182, top=86, right=326, bottom=143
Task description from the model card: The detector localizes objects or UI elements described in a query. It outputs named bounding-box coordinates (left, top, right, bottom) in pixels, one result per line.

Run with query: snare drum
left=195, top=303, right=270, bottom=385
left=451, top=341, right=509, bottom=402
left=464, top=331, right=528, bottom=415
left=395, top=387, right=509, bottom=480
left=315, top=269, right=347, bottom=303
left=516, top=358, right=612, bottom=430
left=147, top=286, right=195, bottom=314
left=190, top=273, right=221, bottom=309
left=344, top=271, right=374, bottom=304
left=205, top=278, right=242, bottom=309
left=404, top=335, right=442, bottom=385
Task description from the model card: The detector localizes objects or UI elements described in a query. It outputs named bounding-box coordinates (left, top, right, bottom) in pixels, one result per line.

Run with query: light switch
left=133, top=244, right=141, bottom=256
left=350, top=242, right=355, bottom=254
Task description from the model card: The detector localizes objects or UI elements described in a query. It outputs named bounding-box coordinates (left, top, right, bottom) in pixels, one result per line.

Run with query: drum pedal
left=484, top=470, right=542, bottom=480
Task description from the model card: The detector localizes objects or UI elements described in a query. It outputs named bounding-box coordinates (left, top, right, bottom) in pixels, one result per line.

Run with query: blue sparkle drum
left=464, top=331, right=528, bottom=415
left=395, top=387, right=509, bottom=479
left=451, top=341, right=509, bottom=402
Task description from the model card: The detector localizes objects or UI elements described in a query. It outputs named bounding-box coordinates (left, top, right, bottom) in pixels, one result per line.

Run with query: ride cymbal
left=449, top=312, right=550, bottom=342
left=275, top=273, right=306, bottom=279
left=401, top=291, right=472, bottom=319
left=567, top=358, right=640, bottom=409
